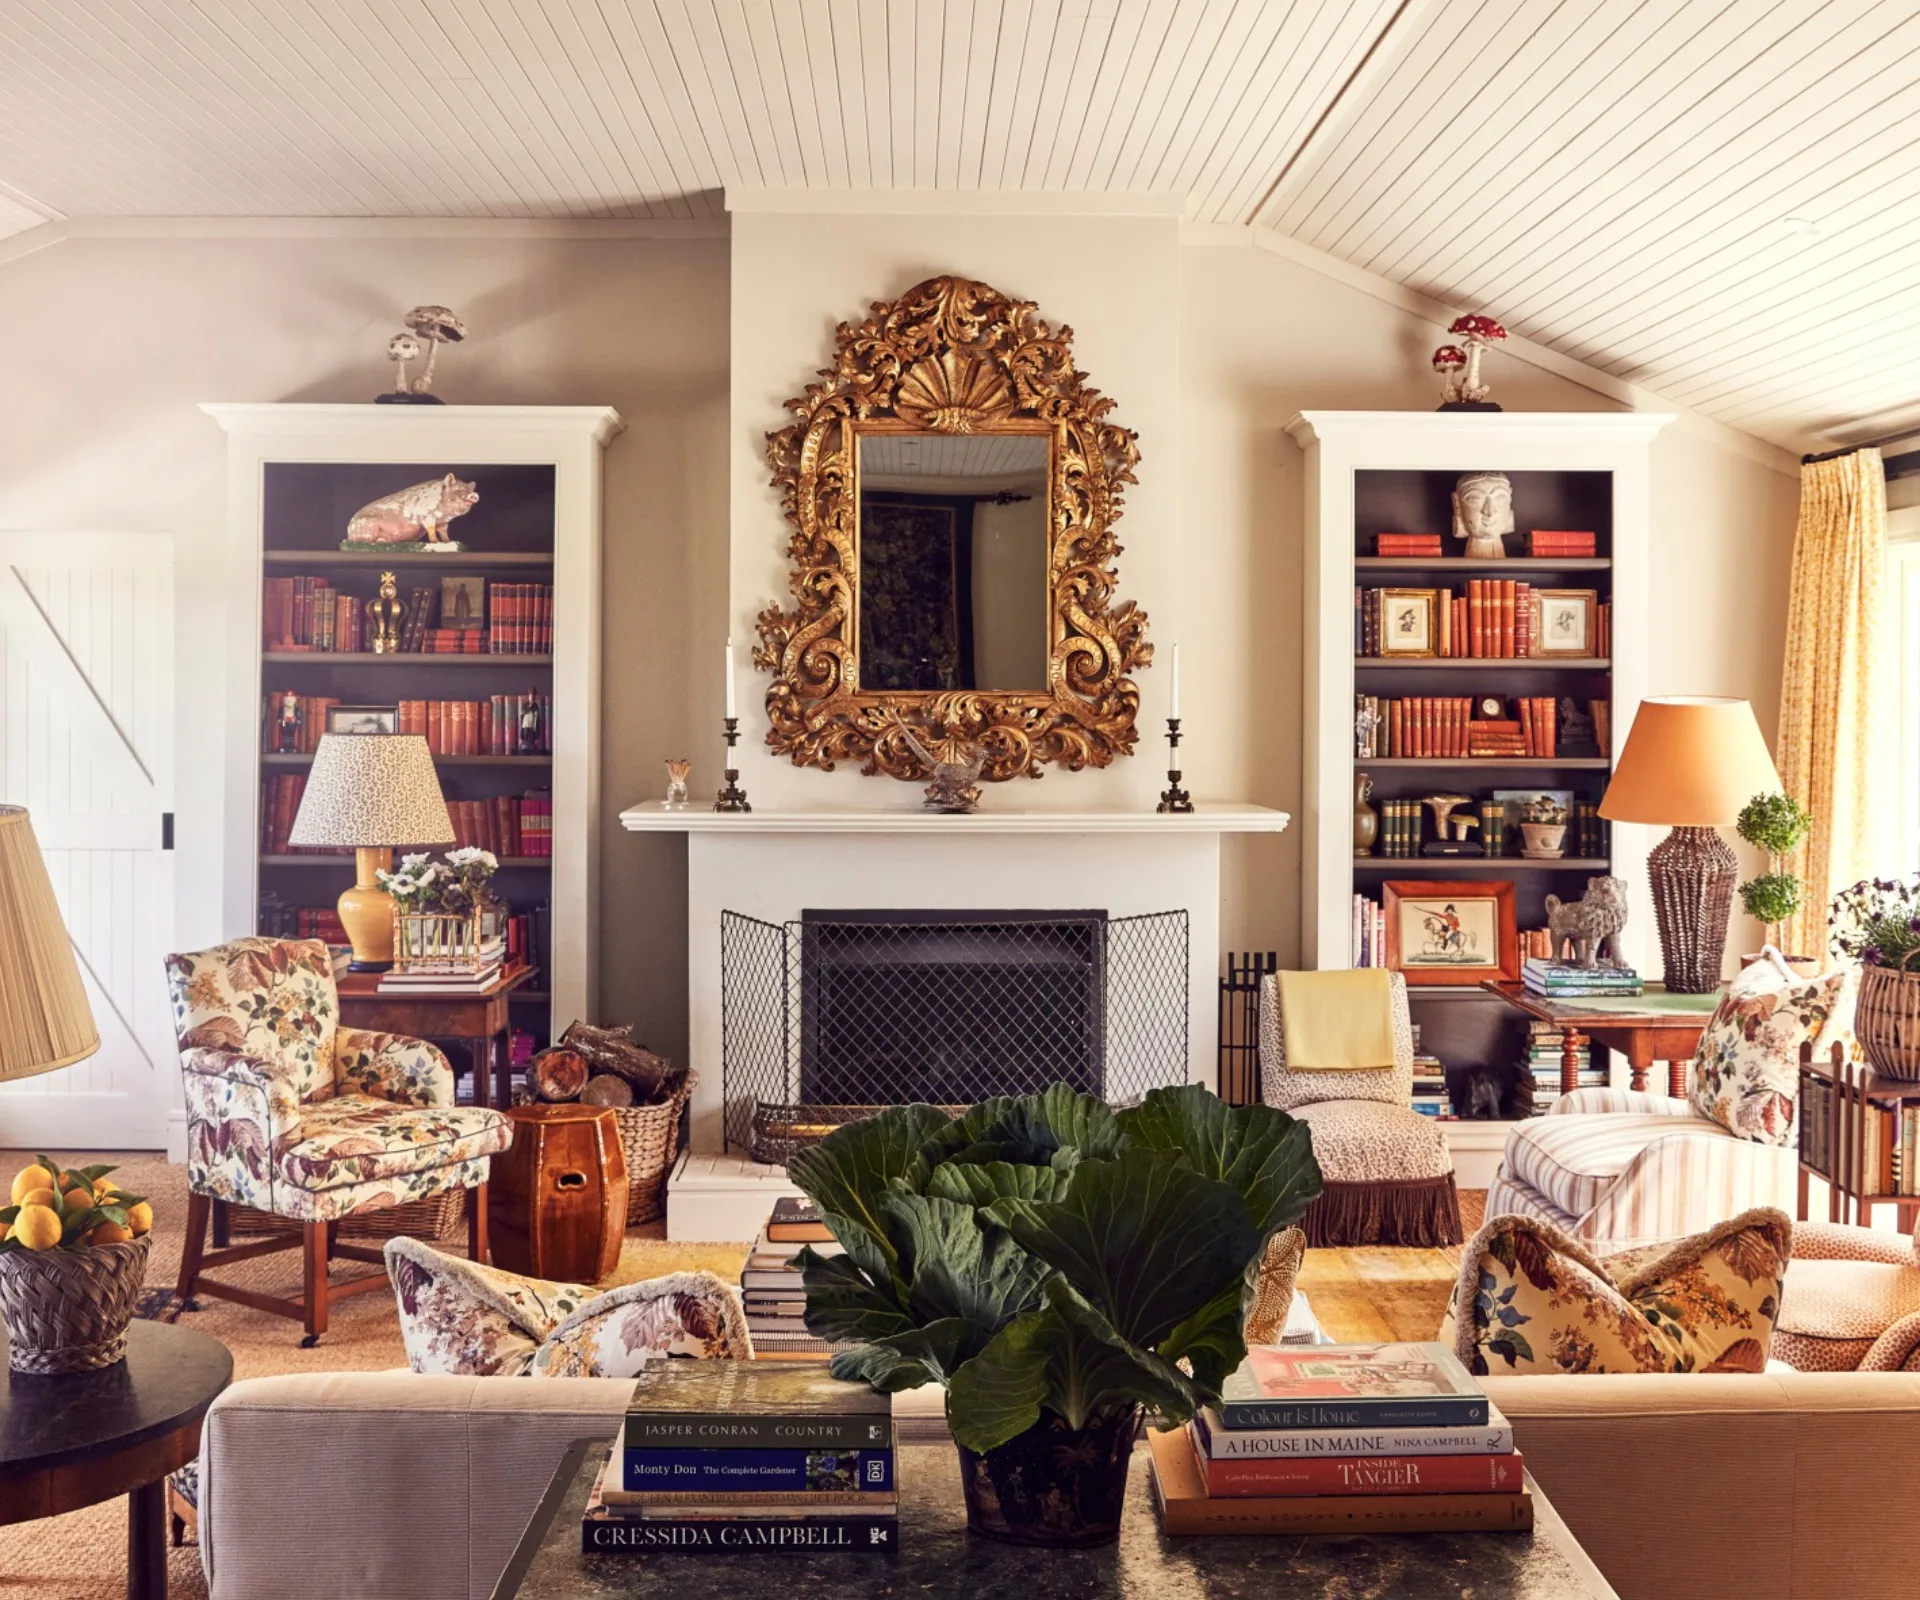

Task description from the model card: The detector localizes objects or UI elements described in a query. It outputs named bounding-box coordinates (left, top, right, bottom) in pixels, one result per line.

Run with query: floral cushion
left=1259, top=972, right=1414, bottom=1109
left=334, top=1027, right=453, bottom=1107
left=165, top=938, right=340, bottom=1104
left=275, top=1095, right=511, bottom=1191
left=1441, top=1207, right=1791, bottom=1377
left=276, top=1153, right=494, bottom=1223
left=1689, top=955, right=1842, bottom=1144
left=385, top=1238, right=751, bottom=1378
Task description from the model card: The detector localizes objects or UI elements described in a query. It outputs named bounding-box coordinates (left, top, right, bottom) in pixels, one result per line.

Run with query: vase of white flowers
left=380, top=849, right=500, bottom=975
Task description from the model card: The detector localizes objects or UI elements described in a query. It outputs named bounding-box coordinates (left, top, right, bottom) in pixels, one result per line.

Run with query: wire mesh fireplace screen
left=721, top=908, right=1190, bottom=1162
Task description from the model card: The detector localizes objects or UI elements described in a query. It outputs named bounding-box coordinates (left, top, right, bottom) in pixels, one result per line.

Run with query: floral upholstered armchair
left=164, top=936, right=513, bottom=1343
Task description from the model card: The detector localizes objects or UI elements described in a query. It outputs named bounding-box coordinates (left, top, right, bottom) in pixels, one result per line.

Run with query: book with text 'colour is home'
left=1218, top=1342, right=1488, bottom=1431
left=766, top=1194, right=834, bottom=1242
left=623, top=1360, right=890, bottom=1452
left=1192, top=1402, right=1514, bottom=1460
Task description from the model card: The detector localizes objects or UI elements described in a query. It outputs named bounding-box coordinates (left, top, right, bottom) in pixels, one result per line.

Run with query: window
left=1890, top=509, right=1920, bottom=876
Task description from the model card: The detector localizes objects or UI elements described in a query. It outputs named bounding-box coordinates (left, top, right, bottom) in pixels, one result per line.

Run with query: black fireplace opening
left=721, top=906, right=1190, bottom=1162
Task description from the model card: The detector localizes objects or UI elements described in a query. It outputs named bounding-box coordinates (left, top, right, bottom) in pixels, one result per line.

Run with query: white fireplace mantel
left=621, top=798, right=1288, bottom=1238
left=617, top=803, right=1290, bottom=834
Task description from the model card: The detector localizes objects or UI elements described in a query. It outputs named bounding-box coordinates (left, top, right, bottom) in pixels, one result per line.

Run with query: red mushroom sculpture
left=1432, top=344, right=1467, bottom=405
left=1443, top=314, right=1507, bottom=409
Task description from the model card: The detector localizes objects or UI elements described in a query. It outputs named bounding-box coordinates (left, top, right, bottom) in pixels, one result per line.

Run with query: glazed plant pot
left=0, top=1235, right=151, bottom=1374
left=1519, top=823, right=1567, bottom=859
left=955, top=1406, right=1140, bottom=1547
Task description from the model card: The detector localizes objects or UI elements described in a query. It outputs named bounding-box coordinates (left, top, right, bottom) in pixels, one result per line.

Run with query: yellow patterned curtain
left=1777, top=449, right=1886, bottom=957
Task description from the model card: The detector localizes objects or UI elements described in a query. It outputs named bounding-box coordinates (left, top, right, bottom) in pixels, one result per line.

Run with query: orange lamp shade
left=1598, top=697, right=1783, bottom=828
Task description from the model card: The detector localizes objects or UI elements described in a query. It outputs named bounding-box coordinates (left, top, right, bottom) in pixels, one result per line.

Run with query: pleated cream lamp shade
left=0, top=805, right=100, bottom=1081
left=288, top=734, right=453, bottom=971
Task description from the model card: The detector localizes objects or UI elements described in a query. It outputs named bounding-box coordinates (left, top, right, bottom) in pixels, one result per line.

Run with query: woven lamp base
left=1649, top=826, right=1737, bottom=994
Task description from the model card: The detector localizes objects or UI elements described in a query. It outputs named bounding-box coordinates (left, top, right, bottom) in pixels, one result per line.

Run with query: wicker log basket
left=0, top=1234, right=151, bottom=1374
left=615, top=1069, right=696, bottom=1225
left=1858, top=953, right=1920, bottom=1081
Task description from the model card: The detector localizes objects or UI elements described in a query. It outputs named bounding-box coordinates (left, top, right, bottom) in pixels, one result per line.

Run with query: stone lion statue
left=1545, top=876, right=1630, bottom=968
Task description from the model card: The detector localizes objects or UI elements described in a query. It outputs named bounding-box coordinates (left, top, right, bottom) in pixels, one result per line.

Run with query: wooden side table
left=1481, top=981, right=1717, bottom=1097
left=0, top=1320, right=232, bottom=1599
left=335, top=964, right=536, bottom=1107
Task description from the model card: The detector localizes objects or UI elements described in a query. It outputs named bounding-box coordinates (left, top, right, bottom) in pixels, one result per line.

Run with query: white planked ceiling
left=1, top=0, right=1915, bottom=450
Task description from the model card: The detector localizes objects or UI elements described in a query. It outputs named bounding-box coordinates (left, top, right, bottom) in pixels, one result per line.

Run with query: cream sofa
left=198, top=1368, right=1920, bottom=1600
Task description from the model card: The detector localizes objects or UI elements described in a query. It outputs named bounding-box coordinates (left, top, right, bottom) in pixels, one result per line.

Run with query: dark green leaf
left=829, top=1320, right=976, bottom=1392
left=796, top=1247, right=911, bottom=1345
left=1116, top=1085, right=1322, bottom=1237
left=785, top=1103, right=956, bottom=1273
left=917, top=1084, right=1124, bottom=1172
left=829, top=1344, right=938, bottom=1393
left=999, top=1149, right=1259, bottom=1351
left=925, top=1160, right=1071, bottom=1209
left=1158, top=1278, right=1249, bottom=1396
left=881, top=1192, right=1050, bottom=1343
left=79, top=1164, right=115, bottom=1183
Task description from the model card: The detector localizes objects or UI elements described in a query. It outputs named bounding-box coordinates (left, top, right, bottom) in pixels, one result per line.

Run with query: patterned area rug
left=0, top=1148, right=1480, bottom=1599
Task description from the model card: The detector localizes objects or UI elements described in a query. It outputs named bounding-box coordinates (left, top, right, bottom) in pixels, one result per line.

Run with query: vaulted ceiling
left=3, top=0, right=1915, bottom=452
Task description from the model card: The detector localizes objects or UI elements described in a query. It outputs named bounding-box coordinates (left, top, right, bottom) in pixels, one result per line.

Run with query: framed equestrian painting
left=1382, top=880, right=1518, bottom=987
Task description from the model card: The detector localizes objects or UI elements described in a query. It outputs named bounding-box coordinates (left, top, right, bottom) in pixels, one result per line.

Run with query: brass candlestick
left=713, top=718, right=751, bottom=813
left=1157, top=717, right=1193, bottom=814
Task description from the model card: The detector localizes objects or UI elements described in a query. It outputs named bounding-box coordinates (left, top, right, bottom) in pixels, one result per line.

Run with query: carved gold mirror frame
left=753, top=275, right=1150, bottom=783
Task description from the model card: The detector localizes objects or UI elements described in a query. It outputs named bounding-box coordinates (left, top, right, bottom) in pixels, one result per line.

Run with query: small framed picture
left=1379, top=588, right=1439, bottom=657
left=439, top=575, right=487, bottom=632
left=1383, top=880, right=1518, bottom=986
left=327, top=704, right=398, bottom=736
left=1534, top=589, right=1597, bottom=656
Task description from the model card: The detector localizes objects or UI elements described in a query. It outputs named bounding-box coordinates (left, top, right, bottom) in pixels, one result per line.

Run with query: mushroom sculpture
left=376, top=306, right=467, bottom=404
left=1432, top=344, right=1467, bottom=406
left=1443, top=314, right=1507, bottom=409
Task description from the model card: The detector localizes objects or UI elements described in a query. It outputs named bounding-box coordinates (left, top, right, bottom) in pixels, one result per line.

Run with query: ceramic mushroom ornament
left=377, top=306, right=467, bottom=404
left=1437, top=314, right=1507, bottom=411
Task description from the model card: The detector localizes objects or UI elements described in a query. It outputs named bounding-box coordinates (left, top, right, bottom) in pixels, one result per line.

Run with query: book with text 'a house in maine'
left=1218, top=1342, right=1489, bottom=1431
left=623, top=1359, right=891, bottom=1452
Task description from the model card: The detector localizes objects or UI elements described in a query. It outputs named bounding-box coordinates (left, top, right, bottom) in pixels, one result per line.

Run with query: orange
left=62, top=1186, right=94, bottom=1214
left=125, top=1201, right=153, bottom=1235
left=86, top=1221, right=134, bottom=1246
left=17, top=1187, right=57, bottom=1211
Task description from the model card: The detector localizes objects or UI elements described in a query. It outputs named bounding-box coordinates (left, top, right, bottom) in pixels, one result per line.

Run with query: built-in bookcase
left=1288, top=412, right=1670, bottom=1180
left=206, top=405, right=622, bottom=1093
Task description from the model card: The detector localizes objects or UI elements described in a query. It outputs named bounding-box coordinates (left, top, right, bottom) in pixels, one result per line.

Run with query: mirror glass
left=855, top=432, right=1050, bottom=693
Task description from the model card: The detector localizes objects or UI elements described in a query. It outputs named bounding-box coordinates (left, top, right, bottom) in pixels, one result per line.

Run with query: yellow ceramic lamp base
left=337, top=846, right=396, bottom=971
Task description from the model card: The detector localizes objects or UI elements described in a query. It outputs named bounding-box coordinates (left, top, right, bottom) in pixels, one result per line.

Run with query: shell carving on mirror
left=755, top=275, right=1150, bottom=784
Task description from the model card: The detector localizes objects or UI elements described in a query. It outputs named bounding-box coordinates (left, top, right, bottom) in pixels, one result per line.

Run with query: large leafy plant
left=787, top=1083, right=1321, bottom=1455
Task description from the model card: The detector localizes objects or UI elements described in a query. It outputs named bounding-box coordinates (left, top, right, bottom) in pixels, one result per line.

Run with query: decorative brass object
left=755, top=275, right=1150, bottom=784
left=366, top=570, right=405, bottom=654
left=888, top=710, right=986, bottom=814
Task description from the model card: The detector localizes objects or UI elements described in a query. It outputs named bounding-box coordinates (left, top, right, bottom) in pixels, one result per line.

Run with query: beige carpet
left=0, top=1149, right=1476, bottom=1599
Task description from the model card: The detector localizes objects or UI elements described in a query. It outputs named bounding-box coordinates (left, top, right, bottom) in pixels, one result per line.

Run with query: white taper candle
left=724, top=639, right=737, bottom=720
left=1170, top=642, right=1181, bottom=719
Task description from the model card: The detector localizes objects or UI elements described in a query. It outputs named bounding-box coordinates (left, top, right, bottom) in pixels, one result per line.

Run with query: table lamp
left=0, top=805, right=100, bottom=1081
left=1598, top=697, right=1783, bottom=993
left=288, top=734, right=453, bottom=971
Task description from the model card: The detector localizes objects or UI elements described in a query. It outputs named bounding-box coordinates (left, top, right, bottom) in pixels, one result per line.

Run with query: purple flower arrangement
left=1831, top=875, right=1920, bottom=970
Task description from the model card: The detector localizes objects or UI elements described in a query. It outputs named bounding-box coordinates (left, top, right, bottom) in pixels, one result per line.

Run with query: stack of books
left=1350, top=896, right=1387, bottom=968
left=1150, top=1342, right=1530, bottom=1535
left=1411, top=1055, right=1451, bottom=1119
left=1527, top=529, right=1598, bottom=557
left=1373, top=532, right=1443, bottom=558
left=1523, top=1022, right=1602, bottom=1108
left=1522, top=958, right=1642, bottom=999
left=376, top=938, right=508, bottom=993
left=741, top=1198, right=851, bottom=1361
left=585, top=1362, right=898, bottom=1554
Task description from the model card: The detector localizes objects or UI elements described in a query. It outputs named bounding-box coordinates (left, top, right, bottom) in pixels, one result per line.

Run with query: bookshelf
left=1287, top=411, right=1671, bottom=1173
left=205, top=405, right=623, bottom=1086
left=1798, top=1048, right=1920, bottom=1231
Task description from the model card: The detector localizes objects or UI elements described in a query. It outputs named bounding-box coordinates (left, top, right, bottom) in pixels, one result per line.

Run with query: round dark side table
left=0, top=1319, right=232, bottom=1599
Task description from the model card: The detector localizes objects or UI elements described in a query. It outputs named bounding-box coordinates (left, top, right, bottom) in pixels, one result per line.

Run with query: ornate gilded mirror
left=755, top=276, right=1150, bottom=783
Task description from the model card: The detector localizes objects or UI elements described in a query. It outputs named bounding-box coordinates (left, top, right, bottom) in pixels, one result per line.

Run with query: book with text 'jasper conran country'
left=623, top=1359, right=891, bottom=1452
left=1217, top=1342, right=1489, bottom=1431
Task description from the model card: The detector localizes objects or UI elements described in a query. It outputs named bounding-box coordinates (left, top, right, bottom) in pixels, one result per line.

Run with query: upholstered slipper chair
left=1443, top=1206, right=1793, bottom=1377
left=165, top=936, right=513, bottom=1343
left=1259, top=971, right=1462, bottom=1247
left=1772, top=1221, right=1920, bottom=1372
left=385, top=1236, right=751, bottom=1376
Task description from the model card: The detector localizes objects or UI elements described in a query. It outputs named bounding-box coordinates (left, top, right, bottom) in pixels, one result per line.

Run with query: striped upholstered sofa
left=1485, top=1085, right=1797, bottom=1248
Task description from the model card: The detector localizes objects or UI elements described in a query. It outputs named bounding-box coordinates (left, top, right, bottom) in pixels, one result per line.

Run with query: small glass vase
left=661, top=758, right=692, bottom=811
left=954, top=1405, right=1139, bottom=1547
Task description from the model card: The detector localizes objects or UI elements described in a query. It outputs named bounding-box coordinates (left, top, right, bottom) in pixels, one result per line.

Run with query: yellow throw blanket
left=1277, top=968, right=1397, bottom=1070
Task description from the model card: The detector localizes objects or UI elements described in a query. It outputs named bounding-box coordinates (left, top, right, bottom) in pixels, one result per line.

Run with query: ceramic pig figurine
left=344, top=474, right=478, bottom=547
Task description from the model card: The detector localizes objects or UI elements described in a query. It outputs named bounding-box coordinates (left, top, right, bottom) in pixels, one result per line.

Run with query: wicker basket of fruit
left=0, top=1157, right=155, bottom=1374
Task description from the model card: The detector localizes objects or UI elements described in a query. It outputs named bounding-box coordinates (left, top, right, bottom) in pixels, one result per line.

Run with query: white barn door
left=0, top=534, right=174, bottom=1148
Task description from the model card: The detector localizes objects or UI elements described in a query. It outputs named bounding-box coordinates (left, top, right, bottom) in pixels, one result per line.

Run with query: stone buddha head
left=1452, top=471, right=1514, bottom=559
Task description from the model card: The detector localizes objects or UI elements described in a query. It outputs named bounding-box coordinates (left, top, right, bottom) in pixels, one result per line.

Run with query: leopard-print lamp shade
left=288, top=734, right=453, bottom=847
left=0, top=805, right=100, bottom=1081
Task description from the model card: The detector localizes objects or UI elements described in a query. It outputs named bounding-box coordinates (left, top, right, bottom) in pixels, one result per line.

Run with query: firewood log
left=579, top=1073, right=635, bottom=1108
left=529, top=1047, right=589, bottom=1102
left=559, top=1020, right=679, bottom=1101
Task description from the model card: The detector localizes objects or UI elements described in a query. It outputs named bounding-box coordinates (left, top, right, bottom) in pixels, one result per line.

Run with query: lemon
left=17, top=1187, right=57, bottom=1211
left=9, top=1165, right=54, bottom=1204
left=61, top=1186, right=94, bottom=1214
left=125, top=1201, right=153, bottom=1235
left=12, top=1204, right=62, bottom=1250
left=86, top=1221, right=134, bottom=1246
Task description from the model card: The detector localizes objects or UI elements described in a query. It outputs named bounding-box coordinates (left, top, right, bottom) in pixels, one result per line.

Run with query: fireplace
left=721, top=907, right=1189, bottom=1162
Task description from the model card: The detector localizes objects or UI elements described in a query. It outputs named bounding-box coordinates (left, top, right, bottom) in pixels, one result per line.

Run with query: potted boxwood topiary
left=787, top=1083, right=1321, bottom=1546
left=1736, top=792, right=1814, bottom=969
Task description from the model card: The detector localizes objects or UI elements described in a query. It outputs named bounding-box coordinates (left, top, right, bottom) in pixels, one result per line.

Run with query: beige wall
left=0, top=217, right=1799, bottom=1118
